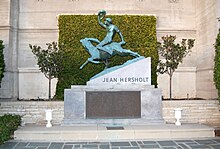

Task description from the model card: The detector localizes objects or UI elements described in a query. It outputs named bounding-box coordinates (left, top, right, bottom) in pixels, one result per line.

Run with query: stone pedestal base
left=62, top=85, right=164, bottom=126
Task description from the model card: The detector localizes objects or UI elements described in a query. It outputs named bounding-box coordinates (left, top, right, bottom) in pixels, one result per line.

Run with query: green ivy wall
left=56, top=15, right=158, bottom=100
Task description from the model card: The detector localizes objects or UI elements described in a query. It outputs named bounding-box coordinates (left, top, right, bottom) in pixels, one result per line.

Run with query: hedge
left=214, top=29, right=220, bottom=101
left=0, top=114, right=21, bottom=145
left=0, top=40, right=5, bottom=87
left=56, top=15, right=158, bottom=100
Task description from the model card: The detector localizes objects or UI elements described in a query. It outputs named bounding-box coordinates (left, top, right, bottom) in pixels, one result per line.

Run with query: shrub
left=0, top=114, right=21, bottom=145
left=214, top=29, right=220, bottom=101
left=0, top=40, right=5, bottom=87
left=56, top=15, right=158, bottom=100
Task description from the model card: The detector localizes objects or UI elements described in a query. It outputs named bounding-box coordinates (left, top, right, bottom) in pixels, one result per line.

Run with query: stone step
left=14, top=124, right=215, bottom=141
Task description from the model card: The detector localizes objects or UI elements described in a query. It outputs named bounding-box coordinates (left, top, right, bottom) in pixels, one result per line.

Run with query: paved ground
left=1, top=138, right=220, bottom=149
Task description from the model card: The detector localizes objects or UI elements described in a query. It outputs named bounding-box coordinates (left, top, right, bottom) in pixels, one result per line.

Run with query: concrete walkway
left=0, top=138, right=220, bottom=149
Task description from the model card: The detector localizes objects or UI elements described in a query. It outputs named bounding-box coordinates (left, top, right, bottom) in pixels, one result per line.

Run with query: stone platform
left=14, top=124, right=215, bottom=141
left=63, top=85, right=163, bottom=126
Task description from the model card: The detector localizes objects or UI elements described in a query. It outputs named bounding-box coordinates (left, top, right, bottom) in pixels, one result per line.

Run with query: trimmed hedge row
left=56, top=15, right=158, bottom=100
left=0, top=114, right=21, bottom=145
left=214, top=29, right=220, bottom=101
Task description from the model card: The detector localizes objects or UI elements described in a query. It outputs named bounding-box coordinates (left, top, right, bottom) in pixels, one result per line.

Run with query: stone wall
left=0, top=0, right=219, bottom=99
left=0, top=0, right=18, bottom=99
left=158, top=67, right=196, bottom=99
left=0, top=0, right=204, bottom=99
left=195, top=0, right=219, bottom=99
left=163, top=100, right=220, bottom=127
left=0, top=100, right=219, bottom=126
left=0, top=101, right=64, bottom=125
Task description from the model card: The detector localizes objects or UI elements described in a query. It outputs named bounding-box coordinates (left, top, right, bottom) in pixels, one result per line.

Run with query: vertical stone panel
left=195, top=0, right=218, bottom=99
left=0, top=0, right=19, bottom=99
left=0, top=0, right=10, bottom=26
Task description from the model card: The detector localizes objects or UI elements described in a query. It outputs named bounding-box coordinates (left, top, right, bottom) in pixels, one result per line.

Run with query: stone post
left=8, top=0, right=19, bottom=99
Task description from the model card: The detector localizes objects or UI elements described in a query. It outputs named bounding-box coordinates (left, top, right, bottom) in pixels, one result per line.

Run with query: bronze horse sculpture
left=79, top=38, right=140, bottom=69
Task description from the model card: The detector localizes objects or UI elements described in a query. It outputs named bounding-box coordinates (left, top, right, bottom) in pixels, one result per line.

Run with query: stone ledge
left=14, top=124, right=215, bottom=141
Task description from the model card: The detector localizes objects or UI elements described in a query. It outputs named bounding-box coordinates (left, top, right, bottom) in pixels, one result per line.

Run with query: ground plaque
left=86, top=91, right=141, bottom=119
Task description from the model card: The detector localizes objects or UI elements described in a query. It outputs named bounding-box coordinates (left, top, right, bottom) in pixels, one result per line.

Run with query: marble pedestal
left=62, top=84, right=164, bottom=126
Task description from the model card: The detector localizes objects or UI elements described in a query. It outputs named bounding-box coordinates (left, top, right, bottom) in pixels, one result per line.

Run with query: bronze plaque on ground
left=86, top=91, right=141, bottom=119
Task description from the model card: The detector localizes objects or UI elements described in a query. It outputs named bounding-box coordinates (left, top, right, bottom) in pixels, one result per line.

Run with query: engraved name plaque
left=86, top=91, right=141, bottom=119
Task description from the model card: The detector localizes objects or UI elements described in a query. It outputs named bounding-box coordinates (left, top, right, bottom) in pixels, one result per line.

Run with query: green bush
left=0, top=40, right=5, bottom=87
left=214, top=29, right=220, bottom=101
left=56, top=15, right=158, bottom=100
left=0, top=114, right=21, bottom=145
